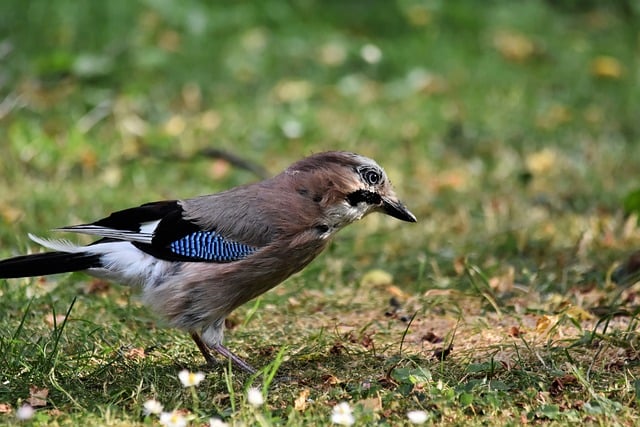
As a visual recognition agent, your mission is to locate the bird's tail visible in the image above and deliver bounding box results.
[0,251,102,279]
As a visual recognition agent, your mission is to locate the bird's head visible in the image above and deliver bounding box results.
[284,152,416,235]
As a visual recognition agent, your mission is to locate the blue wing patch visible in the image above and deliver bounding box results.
[169,231,257,262]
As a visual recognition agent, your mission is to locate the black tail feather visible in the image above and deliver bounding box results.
[0,252,102,279]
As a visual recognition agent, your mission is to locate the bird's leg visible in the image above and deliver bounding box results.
[190,332,258,374]
[210,342,258,375]
[190,332,218,367]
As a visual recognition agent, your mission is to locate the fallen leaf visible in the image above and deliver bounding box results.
[124,347,146,360]
[83,279,110,295]
[565,305,593,322]
[329,343,344,355]
[44,313,68,327]
[493,30,536,62]
[323,375,340,385]
[535,315,559,335]
[525,148,558,174]
[386,285,408,300]
[509,325,523,338]
[453,256,466,276]
[360,333,374,349]
[0,203,24,223]
[28,386,48,407]
[361,269,394,288]
[591,56,623,79]
[549,374,577,397]
[287,296,301,307]
[294,389,310,411]
[0,403,11,414]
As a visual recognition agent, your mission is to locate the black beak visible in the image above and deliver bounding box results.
[382,197,417,222]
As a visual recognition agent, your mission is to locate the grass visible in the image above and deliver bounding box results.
[1,0,640,425]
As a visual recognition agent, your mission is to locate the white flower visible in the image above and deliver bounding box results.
[281,119,304,139]
[407,410,429,424]
[16,404,35,421]
[143,399,164,416]
[360,43,382,64]
[178,369,205,387]
[331,402,355,426]
[159,411,188,427]
[209,417,229,427]
[247,387,264,407]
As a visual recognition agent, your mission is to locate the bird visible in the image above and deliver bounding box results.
[0,151,416,374]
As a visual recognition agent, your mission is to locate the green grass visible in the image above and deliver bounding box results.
[1,0,640,425]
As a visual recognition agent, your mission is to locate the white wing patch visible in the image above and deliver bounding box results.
[139,220,161,234]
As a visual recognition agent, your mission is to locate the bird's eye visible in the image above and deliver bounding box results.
[361,168,381,185]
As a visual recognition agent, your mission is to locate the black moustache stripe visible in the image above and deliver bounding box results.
[346,190,382,206]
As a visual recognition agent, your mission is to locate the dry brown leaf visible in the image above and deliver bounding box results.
[44,313,68,327]
[83,279,110,295]
[287,296,301,307]
[124,347,146,360]
[0,203,24,223]
[294,388,310,411]
[493,30,536,62]
[591,56,623,79]
[508,325,523,338]
[453,256,466,276]
[525,148,558,174]
[386,285,408,300]
[535,314,559,335]
[323,374,340,385]
[565,305,593,322]
[28,386,48,407]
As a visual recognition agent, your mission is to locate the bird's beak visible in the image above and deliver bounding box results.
[381,196,417,222]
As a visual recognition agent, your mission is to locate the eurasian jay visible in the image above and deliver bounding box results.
[0,151,416,373]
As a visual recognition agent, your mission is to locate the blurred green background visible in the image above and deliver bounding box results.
[1,0,639,279]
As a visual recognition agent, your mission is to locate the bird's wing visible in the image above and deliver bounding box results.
[58,200,261,263]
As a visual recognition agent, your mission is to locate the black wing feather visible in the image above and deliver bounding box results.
[92,200,181,231]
